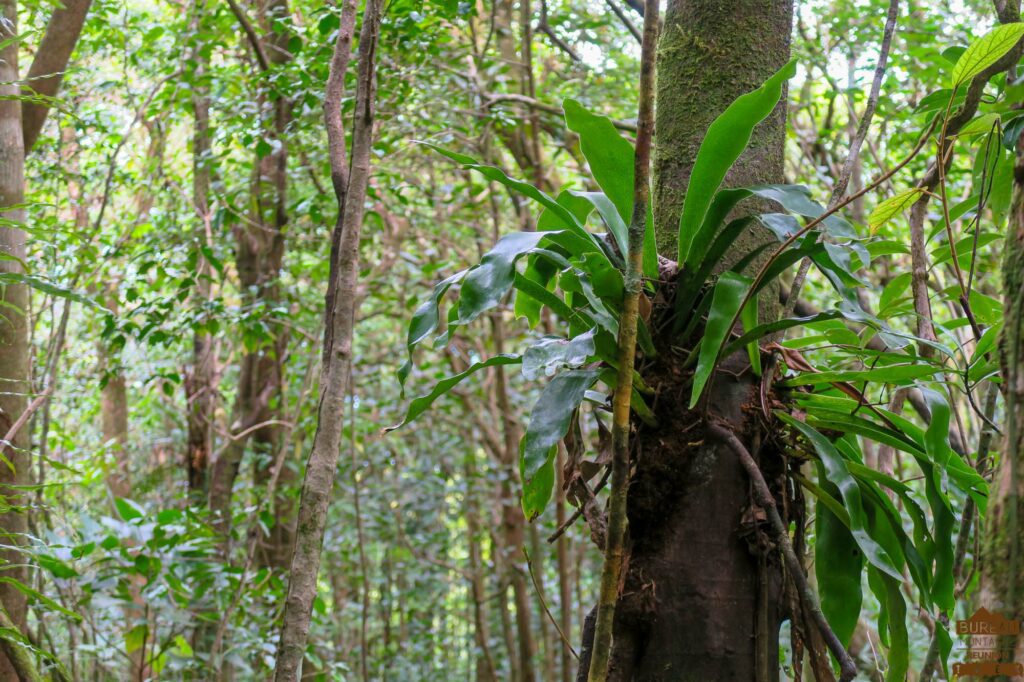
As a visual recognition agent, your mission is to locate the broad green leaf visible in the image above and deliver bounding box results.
[868,188,923,233]
[937,623,953,678]
[815,476,863,648]
[36,554,78,579]
[919,388,956,611]
[778,414,904,581]
[562,101,658,278]
[114,497,145,521]
[0,273,100,309]
[512,271,578,327]
[563,99,634,225]
[798,394,987,506]
[1004,113,1024,149]
[520,369,601,518]
[951,23,1024,87]
[780,363,941,386]
[386,355,521,431]
[882,574,909,682]
[675,217,753,327]
[0,577,81,623]
[723,310,842,357]
[957,112,1000,137]
[458,231,548,323]
[399,269,467,386]
[522,328,597,380]
[677,59,797,265]
[516,190,596,326]
[522,456,556,524]
[689,271,751,407]
[173,634,194,658]
[572,191,628,262]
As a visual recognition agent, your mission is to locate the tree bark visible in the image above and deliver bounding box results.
[0,5,30,679]
[982,122,1024,670]
[20,0,93,153]
[582,1,794,679]
[492,316,538,682]
[208,0,292,564]
[652,0,792,261]
[273,0,382,677]
[464,449,498,681]
[185,5,217,498]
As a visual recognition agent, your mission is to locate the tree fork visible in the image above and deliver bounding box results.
[586,0,658,678]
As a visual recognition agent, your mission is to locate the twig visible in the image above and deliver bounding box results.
[604,0,641,43]
[782,0,899,319]
[547,466,611,543]
[708,422,857,682]
[225,0,270,71]
[484,92,637,133]
[524,549,579,661]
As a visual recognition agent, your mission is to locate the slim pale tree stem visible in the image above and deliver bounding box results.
[782,0,898,319]
[586,0,658,678]
[273,0,382,678]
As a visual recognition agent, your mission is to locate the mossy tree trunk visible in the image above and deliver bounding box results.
[983,127,1024,670]
[591,1,794,679]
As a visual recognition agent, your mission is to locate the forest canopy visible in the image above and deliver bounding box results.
[0,0,1022,680]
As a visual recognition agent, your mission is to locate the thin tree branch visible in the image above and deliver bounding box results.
[524,549,579,661]
[225,0,271,72]
[708,422,857,682]
[273,0,383,676]
[485,92,637,132]
[782,0,899,318]
[604,0,641,44]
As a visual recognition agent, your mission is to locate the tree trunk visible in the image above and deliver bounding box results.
[186,6,217,498]
[982,125,1024,669]
[0,5,30,678]
[588,1,794,679]
[100,293,130,500]
[20,0,93,152]
[208,0,292,565]
[652,0,792,262]
[465,449,498,681]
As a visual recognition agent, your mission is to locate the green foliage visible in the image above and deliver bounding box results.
[689,271,751,407]
[5,0,1020,678]
[950,22,1024,87]
[520,369,600,518]
[676,59,797,266]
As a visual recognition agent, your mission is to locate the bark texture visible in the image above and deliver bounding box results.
[21,0,93,152]
[652,0,792,260]
[273,0,381,677]
[186,11,216,497]
[982,126,1024,670]
[0,5,30,678]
